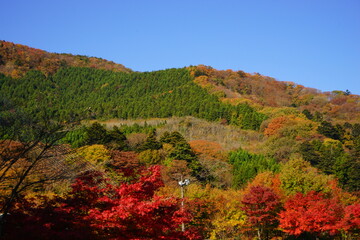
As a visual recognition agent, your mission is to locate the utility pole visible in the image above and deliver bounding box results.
[178,176,190,232]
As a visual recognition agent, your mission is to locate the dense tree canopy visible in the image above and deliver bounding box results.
[279,191,343,238]
[0,67,266,130]
[229,149,279,189]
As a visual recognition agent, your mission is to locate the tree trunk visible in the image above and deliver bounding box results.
[257,228,262,240]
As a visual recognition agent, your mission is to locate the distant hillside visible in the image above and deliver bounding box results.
[188,65,360,122]
[0,41,360,124]
[0,40,132,78]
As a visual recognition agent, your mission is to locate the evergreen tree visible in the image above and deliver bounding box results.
[107,126,128,150]
[299,141,321,166]
[229,149,280,189]
[302,109,313,120]
[317,121,342,140]
[138,130,161,152]
[160,131,185,145]
[84,122,108,145]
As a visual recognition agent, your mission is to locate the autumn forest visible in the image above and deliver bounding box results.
[0,40,359,240]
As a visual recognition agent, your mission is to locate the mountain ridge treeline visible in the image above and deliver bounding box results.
[0,40,131,78]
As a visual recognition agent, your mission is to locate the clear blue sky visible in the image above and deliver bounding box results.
[2,0,360,94]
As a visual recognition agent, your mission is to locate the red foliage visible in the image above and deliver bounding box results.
[66,166,201,239]
[340,203,360,232]
[3,195,96,240]
[279,191,344,237]
[3,166,201,240]
[185,197,215,236]
[241,185,282,237]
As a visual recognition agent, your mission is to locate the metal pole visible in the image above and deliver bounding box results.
[181,184,185,232]
[178,175,190,232]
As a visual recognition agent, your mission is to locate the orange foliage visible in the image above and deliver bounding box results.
[188,65,297,107]
[328,179,359,205]
[263,114,318,140]
[264,116,289,136]
[189,140,226,161]
[0,140,24,159]
[242,172,283,199]
[331,96,348,105]
[194,75,210,87]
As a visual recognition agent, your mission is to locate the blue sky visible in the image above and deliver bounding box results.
[2,0,360,94]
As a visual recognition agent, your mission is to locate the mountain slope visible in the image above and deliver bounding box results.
[0,40,131,78]
[0,66,266,130]
[1,40,359,123]
[188,65,360,123]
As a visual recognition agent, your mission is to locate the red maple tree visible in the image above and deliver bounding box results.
[4,166,201,240]
[339,203,360,234]
[279,191,343,238]
[241,185,282,240]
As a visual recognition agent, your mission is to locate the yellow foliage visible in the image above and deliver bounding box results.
[76,144,110,165]
[221,97,261,109]
[100,83,109,88]
[24,191,59,206]
[208,188,246,240]
[259,107,300,119]
[162,143,174,154]
[280,158,334,196]
[10,69,22,78]
[194,75,209,86]
[158,183,248,239]
[138,149,163,165]
[323,138,341,146]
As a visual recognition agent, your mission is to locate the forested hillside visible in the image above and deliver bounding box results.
[0,66,266,130]
[1,41,359,240]
[189,65,360,122]
[0,40,131,78]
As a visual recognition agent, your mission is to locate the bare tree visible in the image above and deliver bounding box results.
[0,112,84,236]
